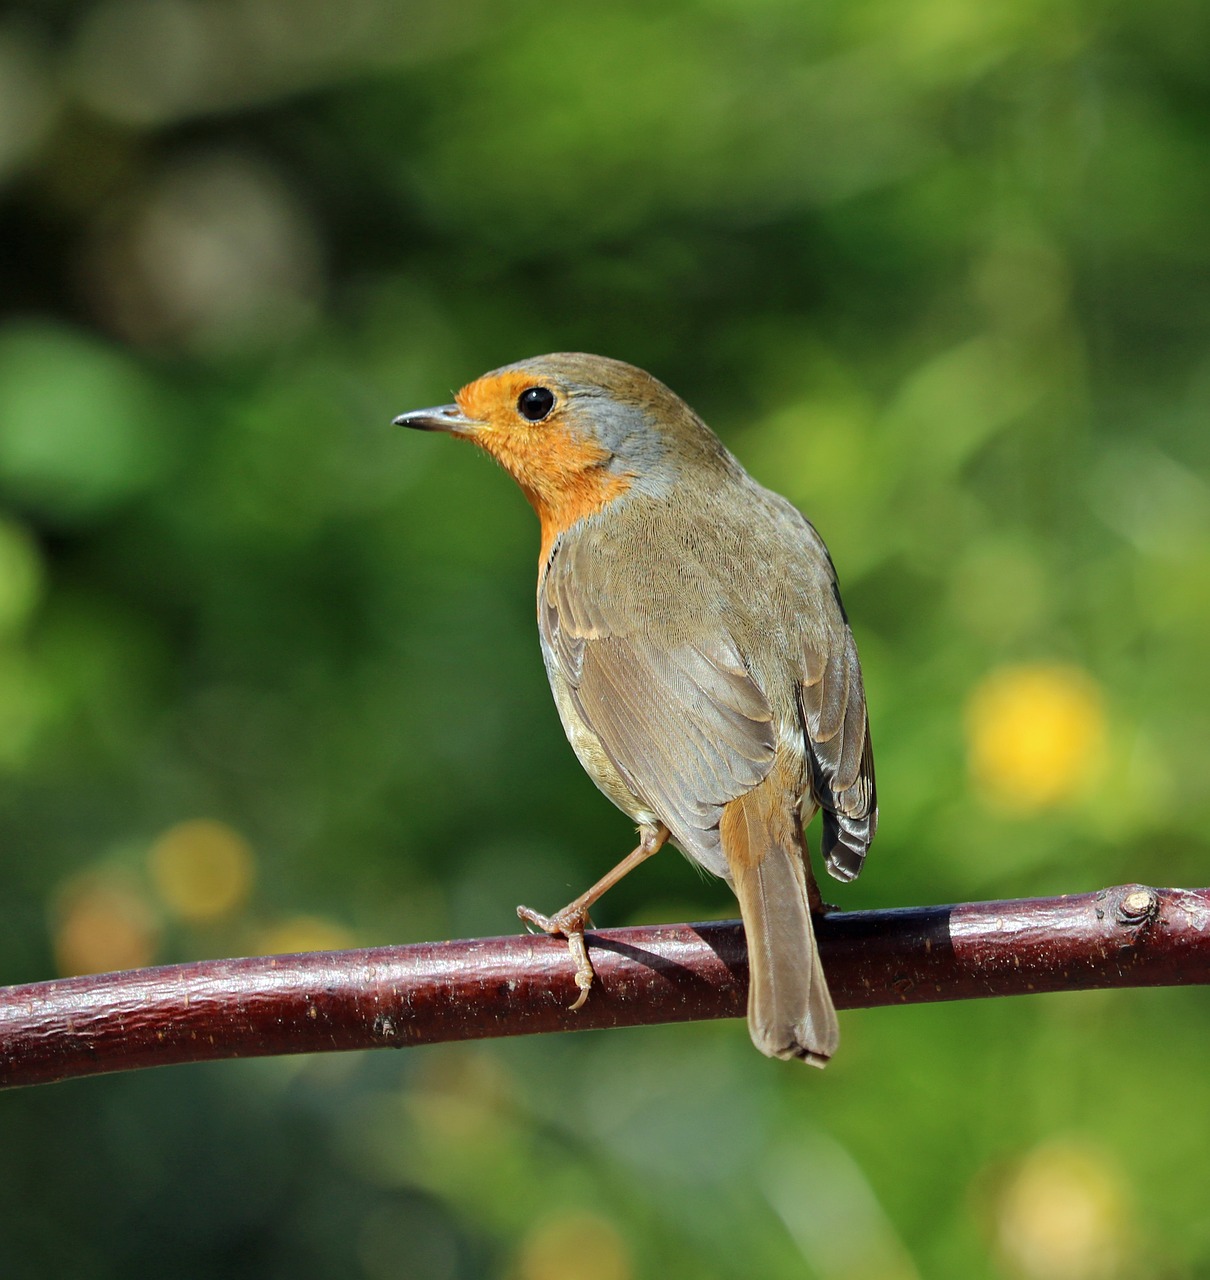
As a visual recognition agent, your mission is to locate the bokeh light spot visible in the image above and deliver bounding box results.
[53,878,159,976]
[148,818,255,922]
[512,1211,631,1280]
[0,323,169,519]
[997,1141,1131,1279]
[83,150,323,353]
[966,664,1107,811]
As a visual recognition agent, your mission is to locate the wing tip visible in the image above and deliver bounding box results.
[821,807,878,882]
[751,1020,838,1067]
[766,1030,835,1067]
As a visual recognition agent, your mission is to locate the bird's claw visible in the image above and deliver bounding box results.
[517,903,597,1010]
[566,932,595,1011]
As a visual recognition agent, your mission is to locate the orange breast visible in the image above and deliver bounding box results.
[532,462,632,567]
[455,372,633,567]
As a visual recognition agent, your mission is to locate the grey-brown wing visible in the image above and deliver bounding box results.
[542,498,876,882]
[798,592,877,882]
[541,551,776,868]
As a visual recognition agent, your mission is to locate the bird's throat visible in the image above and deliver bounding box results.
[532,464,632,568]
[461,415,633,567]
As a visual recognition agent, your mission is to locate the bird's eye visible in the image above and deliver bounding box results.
[517,386,555,422]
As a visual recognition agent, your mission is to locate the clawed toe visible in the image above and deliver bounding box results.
[517,903,597,1009]
[516,903,592,937]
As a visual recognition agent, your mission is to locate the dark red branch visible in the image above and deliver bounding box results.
[1,883,1206,1089]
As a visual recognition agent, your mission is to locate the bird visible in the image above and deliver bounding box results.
[395,353,876,1064]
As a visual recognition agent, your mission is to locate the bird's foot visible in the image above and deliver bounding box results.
[516,903,596,1011]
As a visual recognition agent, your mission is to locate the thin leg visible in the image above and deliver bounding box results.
[518,823,668,1010]
[800,815,838,914]
[806,865,838,915]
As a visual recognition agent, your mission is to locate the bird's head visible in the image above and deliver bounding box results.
[395,353,734,552]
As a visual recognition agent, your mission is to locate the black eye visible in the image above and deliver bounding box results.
[517,386,555,422]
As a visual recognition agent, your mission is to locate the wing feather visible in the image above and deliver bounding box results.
[800,628,877,881]
[573,635,776,844]
[541,540,777,864]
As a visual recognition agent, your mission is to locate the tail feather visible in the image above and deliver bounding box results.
[721,776,839,1065]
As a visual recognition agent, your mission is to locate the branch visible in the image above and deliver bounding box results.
[2,883,1206,1090]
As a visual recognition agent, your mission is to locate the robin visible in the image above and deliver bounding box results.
[395,354,876,1064]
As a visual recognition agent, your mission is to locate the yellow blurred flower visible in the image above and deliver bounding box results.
[997,1141,1131,1279]
[148,818,254,922]
[966,664,1107,811]
[512,1211,631,1280]
[53,876,158,976]
[256,914,354,956]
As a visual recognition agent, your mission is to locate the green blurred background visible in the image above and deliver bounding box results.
[1,1,1209,1276]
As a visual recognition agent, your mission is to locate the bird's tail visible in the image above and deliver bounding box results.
[721,774,838,1066]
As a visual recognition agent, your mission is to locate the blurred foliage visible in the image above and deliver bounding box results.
[1,0,1209,1276]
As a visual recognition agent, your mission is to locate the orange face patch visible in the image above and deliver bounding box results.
[456,370,632,562]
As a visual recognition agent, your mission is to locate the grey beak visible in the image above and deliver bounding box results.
[392,403,480,435]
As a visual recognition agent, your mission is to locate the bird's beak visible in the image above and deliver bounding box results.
[392,403,481,436]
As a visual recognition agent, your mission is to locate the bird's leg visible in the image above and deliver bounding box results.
[806,869,839,915]
[517,823,669,1010]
